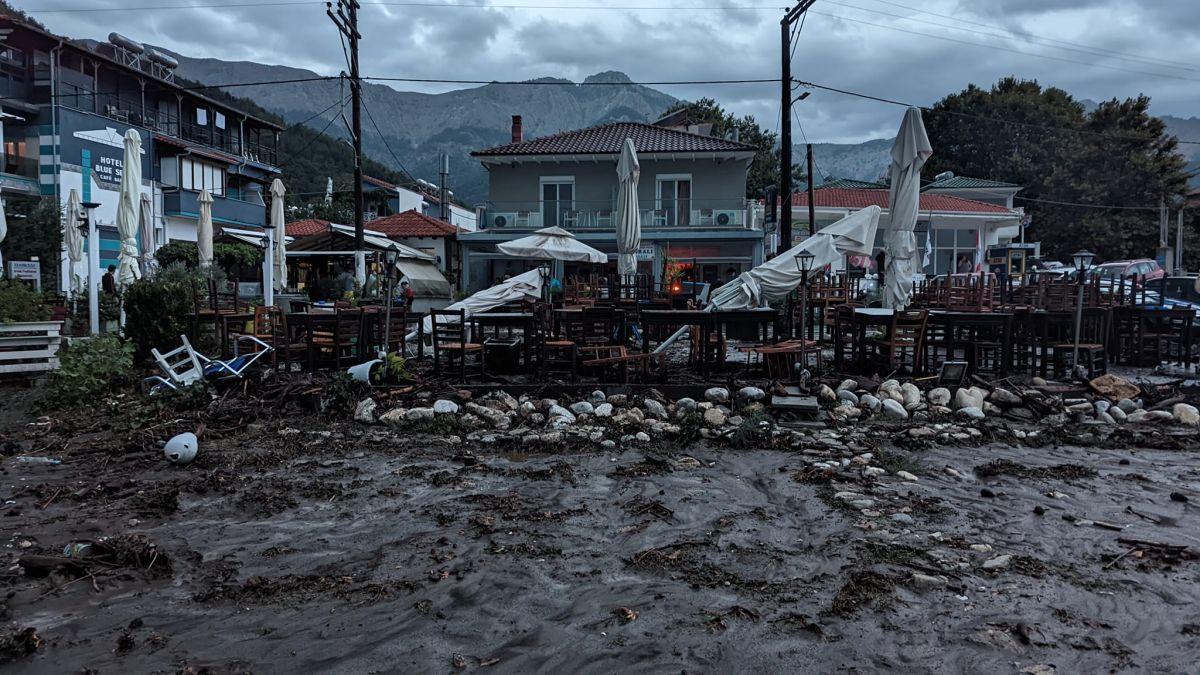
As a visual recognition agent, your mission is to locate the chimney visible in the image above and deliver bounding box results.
[511,115,523,144]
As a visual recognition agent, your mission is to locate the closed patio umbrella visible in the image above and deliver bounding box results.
[64,189,84,293]
[0,187,6,271]
[197,189,214,268]
[615,138,641,280]
[882,108,933,309]
[496,226,607,263]
[115,129,142,286]
[138,193,155,272]
[271,178,287,293]
[414,268,545,340]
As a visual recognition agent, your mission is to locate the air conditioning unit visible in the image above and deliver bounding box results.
[492,212,516,228]
[715,210,741,227]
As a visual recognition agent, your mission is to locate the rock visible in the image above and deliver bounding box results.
[354,398,378,424]
[956,406,985,420]
[983,402,1003,416]
[1094,399,1111,414]
[705,387,730,403]
[1173,403,1200,426]
[910,573,945,589]
[406,407,435,422]
[738,386,767,402]
[600,440,617,450]
[928,388,951,406]
[703,408,728,427]
[590,390,607,404]
[891,513,915,525]
[849,498,875,509]
[432,400,459,415]
[832,404,861,420]
[881,399,909,420]
[859,394,882,412]
[987,388,1022,407]
[1066,402,1094,415]
[727,415,744,427]
[953,387,985,410]
[548,405,577,423]
[908,426,936,439]
[1031,376,1048,386]
[675,397,697,414]
[539,432,564,445]
[1097,411,1116,425]
[1147,410,1174,423]
[467,402,511,428]
[643,399,668,419]
[837,389,860,406]
[1088,373,1140,402]
[519,401,537,417]
[488,391,519,411]
[863,466,886,477]
[607,394,629,407]
[896,470,919,481]
[969,544,993,553]
[1117,398,1139,414]
[528,413,545,426]
[1109,406,1127,423]
[837,378,858,392]
[817,384,837,404]
[594,403,614,418]
[982,554,1012,571]
[634,431,651,443]
[900,383,922,409]
[569,401,595,416]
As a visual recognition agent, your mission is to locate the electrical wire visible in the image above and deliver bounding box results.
[277,94,347,163]
[359,93,422,190]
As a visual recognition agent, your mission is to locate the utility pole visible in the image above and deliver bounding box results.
[779,0,816,254]
[806,143,816,237]
[328,0,365,286]
[440,153,450,222]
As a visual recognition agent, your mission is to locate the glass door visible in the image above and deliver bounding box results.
[657,177,692,227]
[541,180,573,229]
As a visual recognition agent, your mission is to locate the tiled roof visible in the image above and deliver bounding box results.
[817,178,887,189]
[923,175,1019,190]
[791,188,1015,214]
[473,122,756,157]
[364,175,397,190]
[368,210,459,237]
[285,218,331,237]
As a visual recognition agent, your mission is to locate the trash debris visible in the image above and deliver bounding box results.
[163,432,198,465]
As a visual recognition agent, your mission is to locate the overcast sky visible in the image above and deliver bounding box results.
[20,0,1200,143]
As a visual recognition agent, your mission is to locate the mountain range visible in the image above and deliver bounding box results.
[165,50,1199,202]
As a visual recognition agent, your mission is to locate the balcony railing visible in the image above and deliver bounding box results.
[481,198,761,232]
[1,154,38,181]
[163,188,266,228]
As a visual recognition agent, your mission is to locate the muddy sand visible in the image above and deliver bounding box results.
[2,386,1199,673]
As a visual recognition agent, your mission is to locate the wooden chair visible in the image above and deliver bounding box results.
[1053,307,1110,377]
[832,304,858,371]
[874,309,927,374]
[536,306,577,382]
[309,308,362,370]
[431,309,484,380]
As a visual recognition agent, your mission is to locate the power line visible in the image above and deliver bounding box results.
[359,94,421,190]
[277,95,347,163]
[20,1,787,12]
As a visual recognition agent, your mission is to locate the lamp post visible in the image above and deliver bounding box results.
[382,248,398,359]
[537,263,551,304]
[80,200,101,335]
[794,250,815,345]
[1070,249,1095,377]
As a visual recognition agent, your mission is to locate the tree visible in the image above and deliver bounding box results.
[1,196,62,291]
[923,78,1191,261]
[660,98,780,200]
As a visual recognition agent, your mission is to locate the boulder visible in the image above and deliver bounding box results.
[467,402,511,428]
[705,387,730,404]
[643,399,668,419]
[539,432,564,445]
[703,407,728,427]
[953,387,985,410]
[432,400,459,415]
[982,554,1012,571]
[607,394,629,407]
[590,390,607,404]
[956,406,985,420]
[881,399,909,420]
[832,404,861,420]
[900,383,922,409]
[634,431,651,443]
[896,470,919,481]
[519,401,537,417]
[354,398,378,424]
[1088,373,1140,402]
[1094,399,1111,414]
[1066,402,1094,415]
[1097,411,1116,425]
[675,397,698,414]
[1108,406,1127,423]
[987,388,1022,407]
[928,388,952,406]
[837,378,858,392]
[406,407,435,422]
[837,389,860,406]
[1117,398,1139,414]
[859,394,882,413]
[817,385,837,404]
[738,386,767,402]
[594,403,614,418]
[983,402,1003,416]
[547,405,577,423]
[1173,403,1200,426]
[488,391,519,411]
[569,401,595,416]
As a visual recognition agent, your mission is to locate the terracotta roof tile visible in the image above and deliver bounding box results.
[368,210,459,237]
[791,188,1015,214]
[473,122,755,157]
[285,218,330,237]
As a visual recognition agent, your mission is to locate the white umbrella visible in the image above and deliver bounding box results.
[197,189,214,268]
[138,193,155,272]
[709,206,882,310]
[882,108,933,309]
[271,179,287,292]
[324,177,333,205]
[496,226,607,263]
[615,138,641,279]
[115,129,142,286]
[0,186,6,271]
[413,268,545,339]
[64,189,84,293]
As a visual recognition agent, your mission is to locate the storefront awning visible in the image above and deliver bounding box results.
[396,259,451,299]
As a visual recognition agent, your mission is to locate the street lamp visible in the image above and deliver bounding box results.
[381,247,399,358]
[537,263,551,303]
[794,250,815,344]
[80,201,101,335]
[1070,249,1095,378]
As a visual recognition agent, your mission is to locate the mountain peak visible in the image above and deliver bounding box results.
[583,71,634,85]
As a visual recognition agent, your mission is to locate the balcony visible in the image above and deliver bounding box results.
[163,189,266,228]
[481,198,761,232]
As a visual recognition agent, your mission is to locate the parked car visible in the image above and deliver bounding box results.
[1090,259,1165,282]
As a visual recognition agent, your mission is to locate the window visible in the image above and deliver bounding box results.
[656,174,692,227]
[929,227,982,275]
[196,108,208,126]
[215,112,226,130]
[180,157,225,197]
[540,177,574,229]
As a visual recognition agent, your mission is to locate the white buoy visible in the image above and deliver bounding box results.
[164,432,198,465]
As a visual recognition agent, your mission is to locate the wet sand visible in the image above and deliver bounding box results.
[2,392,1200,672]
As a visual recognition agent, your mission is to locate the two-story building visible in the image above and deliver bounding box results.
[0,17,281,292]
[460,117,762,292]
[363,174,478,232]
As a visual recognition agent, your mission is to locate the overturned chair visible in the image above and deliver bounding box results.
[144,334,273,394]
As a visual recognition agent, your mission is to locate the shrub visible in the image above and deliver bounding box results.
[0,279,51,323]
[48,334,134,406]
[154,241,199,269]
[213,242,262,279]
[123,263,207,360]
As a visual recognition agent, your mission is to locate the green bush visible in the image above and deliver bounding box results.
[48,334,134,406]
[153,240,262,279]
[123,263,207,360]
[0,278,51,323]
[154,241,199,269]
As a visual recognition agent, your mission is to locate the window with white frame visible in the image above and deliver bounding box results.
[656,174,692,227]
[540,176,574,229]
[180,157,226,197]
[931,227,980,275]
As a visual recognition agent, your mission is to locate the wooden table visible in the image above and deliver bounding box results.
[844,308,1015,376]
[472,312,536,369]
